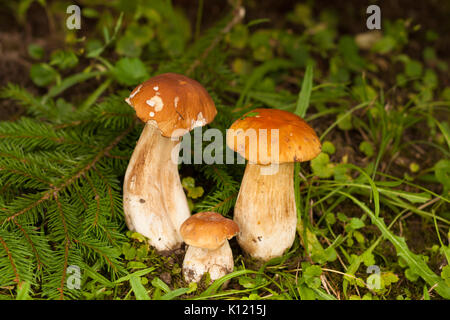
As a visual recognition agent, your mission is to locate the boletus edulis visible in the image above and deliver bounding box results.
[226,108,321,261]
[180,212,239,283]
[123,73,217,252]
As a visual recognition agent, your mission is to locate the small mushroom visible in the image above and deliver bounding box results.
[180,212,239,283]
[123,73,217,252]
[226,108,321,261]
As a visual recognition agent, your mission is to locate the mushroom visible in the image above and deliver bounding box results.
[180,212,239,283]
[123,73,217,252]
[226,108,321,261]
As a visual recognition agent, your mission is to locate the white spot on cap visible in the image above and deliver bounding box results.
[130,85,142,99]
[126,85,142,107]
[174,96,179,108]
[146,96,164,112]
[153,86,159,91]
[191,112,207,129]
[149,112,155,117]
[125,97,133,107]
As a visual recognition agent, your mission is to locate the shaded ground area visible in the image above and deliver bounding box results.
[1,0,449,120]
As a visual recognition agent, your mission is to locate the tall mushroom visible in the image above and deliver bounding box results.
[180,212,239,283]
[123,73,217,252]
[226,108,321,261]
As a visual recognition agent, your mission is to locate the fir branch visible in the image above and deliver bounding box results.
[0,83,50,118]
[54,193,70,300]
[11,220,43,272]
[93,167,117,220]
[0,115,134,298]
[74,238,123,275]
[196,165,241,215]
[2,123,134,224]
[84,174,101,227]
[196,189,238,216]
[0,236,20,284]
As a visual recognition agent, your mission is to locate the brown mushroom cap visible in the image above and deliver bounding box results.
[180,212,240,250]
[125,73,217,138]
[226,108,321,164]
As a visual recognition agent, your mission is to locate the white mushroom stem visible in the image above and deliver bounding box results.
[123,122,190,251]
[182,241,234,283]
[233,162,296,261]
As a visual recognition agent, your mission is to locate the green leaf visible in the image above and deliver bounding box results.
[182,177,204,199]
[130,275,150,300]
[160,287,191,300]
[434,159,450,191]
[27,44,44,60]
[199,270,258,298]
[30,63,58,87]
[130,232,147,242]
[83,266,115,288]
[336,112,353,130]
[321,141,335,155]
[405,268,420,282]
[423,285,431,300]
[372,36,397,54]
[441,265,450,286]
[404,60,423,78]
[188,186,204,199]
[151,277,170,293]
[378,188,432,204]
[114,267,156,284]
[311,153,334,178]
[182,177,195,189]
[359,141,374,157]
[311,288,337,300]
[126,24,154,46]
[16,281,32,300]
[382,272,399,287]
[349,217,365,230]
[50,50,79,70]
[304,265,322,277]
[303,265,322,289]
[127,261,148,269]
[298,283,316,300]
[362,251,375,267]
[225,24,248,49]
[45,71,102,100]
[112,58,150,86]
[115,35,142,57]
[333,164,352,182]
[295,63,313,117]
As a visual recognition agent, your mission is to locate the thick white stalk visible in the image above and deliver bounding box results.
[123,122,190,251]
[233,162,296,261]
[183,241,234,283]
